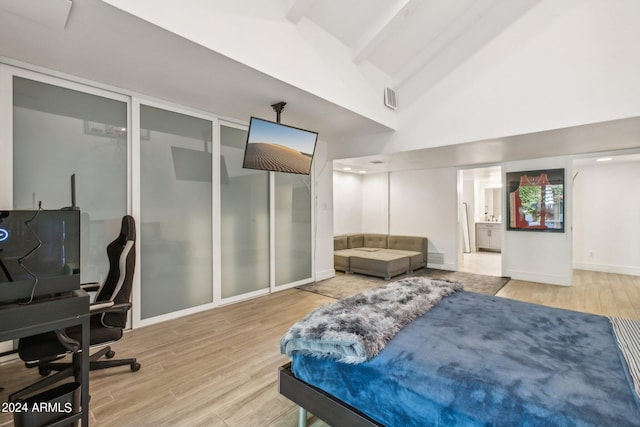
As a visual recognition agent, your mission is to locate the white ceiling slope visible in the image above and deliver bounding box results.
[285,0,540,107]
[0,0,390,139]
[1,0,638,173]
[0,0,541,140]
[0,0,72,30]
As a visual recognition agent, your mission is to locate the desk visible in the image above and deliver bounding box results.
[0,290,90,426]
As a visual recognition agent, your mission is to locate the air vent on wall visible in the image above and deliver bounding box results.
[428,252,445,265]
[384,87,397,110]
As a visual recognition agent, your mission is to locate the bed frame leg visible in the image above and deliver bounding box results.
[298,406,308,427]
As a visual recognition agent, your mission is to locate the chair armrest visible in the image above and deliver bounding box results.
[54,329,80,352]
[89,301,132,315]
[81,282,101,292]
[90,301,114,313]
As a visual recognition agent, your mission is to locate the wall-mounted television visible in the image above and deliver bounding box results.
[0,210,80,303]
[242,117,318,175]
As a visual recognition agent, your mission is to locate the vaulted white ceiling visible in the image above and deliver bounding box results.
[285,0,539,106]
[0,0,391,139]
[0,0,538,138]
[0,0,638,173]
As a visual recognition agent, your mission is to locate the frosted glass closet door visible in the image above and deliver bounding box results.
[12,76,127,284]
[140,105,213,319]
[274,173,312,286]
[219,124,270,299]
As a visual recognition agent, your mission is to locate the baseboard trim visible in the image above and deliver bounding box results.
[573,263,640,276]
[504,269,572,286]
[427,262,456,271]
[315,269,336,282]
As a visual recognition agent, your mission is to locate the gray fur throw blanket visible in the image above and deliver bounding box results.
[281,277,463,364]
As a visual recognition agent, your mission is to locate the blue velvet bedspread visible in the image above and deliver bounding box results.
[291,292,640,426]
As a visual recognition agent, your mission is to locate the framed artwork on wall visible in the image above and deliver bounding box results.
[506,168,565,232]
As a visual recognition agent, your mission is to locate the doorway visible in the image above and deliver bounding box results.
[459,166,503,276]
[572,152,640,276]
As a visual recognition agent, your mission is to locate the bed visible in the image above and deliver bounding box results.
[279,278,640,427]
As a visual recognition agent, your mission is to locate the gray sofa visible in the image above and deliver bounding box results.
[334,233,428,280]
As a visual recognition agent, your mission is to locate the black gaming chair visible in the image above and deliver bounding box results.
[10,215,140,400]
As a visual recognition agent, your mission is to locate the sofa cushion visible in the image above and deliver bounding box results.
[347,234,364,249]
[363,234,388,249]
[383,249,424,270]
[334,250,351,272]
[388,235,428,262]
[334,235,348,251]
[334,249,371,272]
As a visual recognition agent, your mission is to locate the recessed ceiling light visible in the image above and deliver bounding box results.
[343,167,351,171]
[596,157,613,162]
[358,170,366,174]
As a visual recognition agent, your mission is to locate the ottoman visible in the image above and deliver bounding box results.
[349,252,411,280]
[334,249,370,272]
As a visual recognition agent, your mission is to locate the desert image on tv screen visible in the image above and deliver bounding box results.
[243,117,318,174]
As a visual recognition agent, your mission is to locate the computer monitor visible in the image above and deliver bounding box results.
[0,210,80,304]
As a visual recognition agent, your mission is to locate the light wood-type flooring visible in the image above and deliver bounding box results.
[1,269,638,426]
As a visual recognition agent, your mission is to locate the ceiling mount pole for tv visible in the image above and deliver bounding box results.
[271,102,286,123]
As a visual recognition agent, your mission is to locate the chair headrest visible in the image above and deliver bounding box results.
[121,215,136,242]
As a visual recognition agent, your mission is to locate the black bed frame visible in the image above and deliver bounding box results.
[278,362,384,427]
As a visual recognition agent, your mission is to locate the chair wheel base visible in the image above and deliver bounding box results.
[130,362,141,372]
[105,350,115,359]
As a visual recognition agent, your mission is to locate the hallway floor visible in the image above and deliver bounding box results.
[460,251,502,276]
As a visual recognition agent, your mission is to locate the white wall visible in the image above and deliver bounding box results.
[389,168,458,270]
[332,171,389,237]
[362,173,389,234]
[333,154,640,285]
[573,159,640,276]
[397,0,640,150]
[312,141,336,281]
[334,0,640,161]
[333,167,458,270]
[325,0,640,284]
[502,156,573,285]
[332,171,363,235]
